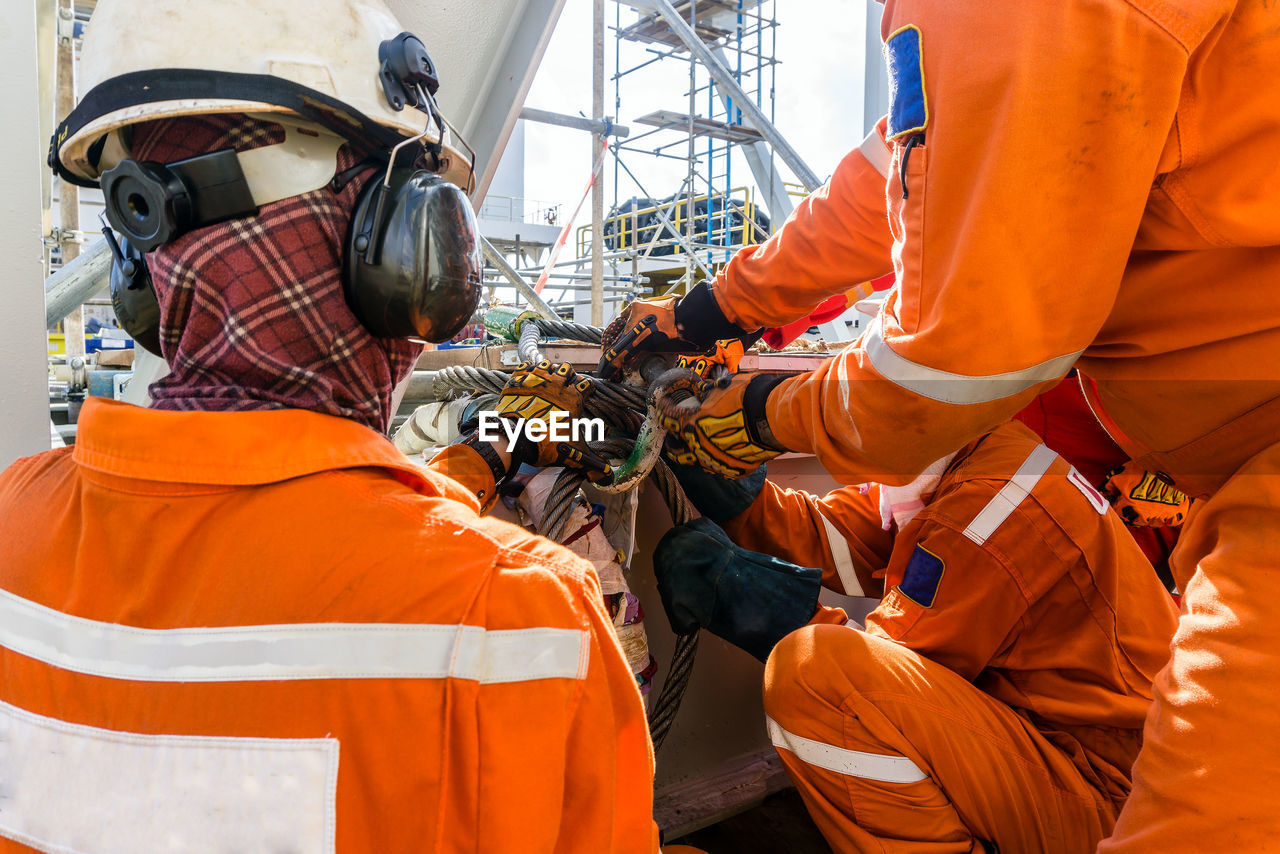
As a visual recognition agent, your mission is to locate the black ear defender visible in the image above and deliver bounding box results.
[100,149,258,252]
[342,164,482,343]
[101,217,163,356]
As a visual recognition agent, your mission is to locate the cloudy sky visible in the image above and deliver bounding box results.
[517,0,874,223]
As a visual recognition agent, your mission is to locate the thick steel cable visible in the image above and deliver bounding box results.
[536,317,604,345]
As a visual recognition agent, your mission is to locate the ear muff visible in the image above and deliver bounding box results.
[103,227,163,357]
[100,150,257,252]
[342,168,482,343]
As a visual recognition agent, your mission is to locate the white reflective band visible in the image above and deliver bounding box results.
[858,129,892,179]
[0,698,338,854]
[0,588,589,684]
[819,511,865,597]
[864,315,1082,405]
[962,444,1059,546]
[767,716,927,784]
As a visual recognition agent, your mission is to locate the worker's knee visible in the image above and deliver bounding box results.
[764,624,893,725]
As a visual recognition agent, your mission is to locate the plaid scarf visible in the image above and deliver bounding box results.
[132,115,422,432]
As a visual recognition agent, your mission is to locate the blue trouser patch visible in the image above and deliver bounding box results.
[897,543,944,607]
[884,24,928,140]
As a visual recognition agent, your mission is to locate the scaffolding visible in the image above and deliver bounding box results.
[494,0,802,322]
[604,0,783,292]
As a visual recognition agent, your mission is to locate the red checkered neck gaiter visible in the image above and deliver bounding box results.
[131,115,422,433]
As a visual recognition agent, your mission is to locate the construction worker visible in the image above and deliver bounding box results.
[655,419,1179,851]
[602,0,1280,845]
[0,2,663,851]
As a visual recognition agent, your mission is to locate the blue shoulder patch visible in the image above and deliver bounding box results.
[897,544,944,608]
[884,25,928,141]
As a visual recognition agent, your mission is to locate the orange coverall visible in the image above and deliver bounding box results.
[0,398,659,853]
[728,422,1178,851]
[705,1,1280,845]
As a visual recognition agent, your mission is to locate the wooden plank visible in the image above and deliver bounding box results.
[654,747,794,839]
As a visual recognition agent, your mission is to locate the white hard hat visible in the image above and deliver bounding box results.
[51,0,473,191]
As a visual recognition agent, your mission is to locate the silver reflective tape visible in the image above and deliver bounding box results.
[0,588,588,684]
[0,698,337,854]
[767,716,927,784]
[818,510,865,597]
[858,129,892,179]
[864,315,1081,405]
[962,444,1058,546]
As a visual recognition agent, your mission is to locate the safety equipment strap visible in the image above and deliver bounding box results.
[51,69,412,187]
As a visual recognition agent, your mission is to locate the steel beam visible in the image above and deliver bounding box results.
[0,0,55,465]
[480,236,561,321]
[709,47,794,223]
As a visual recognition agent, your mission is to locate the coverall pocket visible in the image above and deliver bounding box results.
[889,137,927,332]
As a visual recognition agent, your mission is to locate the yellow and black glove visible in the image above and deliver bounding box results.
[495,360,614,481]
[597,281,761,381]
[656,371,788,479]
[1102,467,1191,527]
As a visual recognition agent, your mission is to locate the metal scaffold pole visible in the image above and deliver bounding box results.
[591,0,606,325]
[55,0,84,360]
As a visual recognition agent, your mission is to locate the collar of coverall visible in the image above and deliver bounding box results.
[70,398,479,509]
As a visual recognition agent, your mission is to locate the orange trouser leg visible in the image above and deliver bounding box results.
[763,626,1116,853]
[1101,443,1280,851]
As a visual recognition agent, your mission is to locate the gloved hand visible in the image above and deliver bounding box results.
[656,371,788,479]
[1102,467,1191,527]
[494,360,614,481]
[597,280,760,380]
[654,517,822,662]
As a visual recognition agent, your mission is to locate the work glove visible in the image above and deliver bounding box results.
[492,360,614,481]
[656,371,788,479]
[597,280,761,381]
[654,517,822,662]
[1102,466,1191,527]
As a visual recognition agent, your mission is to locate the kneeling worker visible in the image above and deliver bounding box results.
[656,419,1178,852]
[0,2,663,851]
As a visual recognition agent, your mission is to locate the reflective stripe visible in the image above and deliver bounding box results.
[962,444,1059,546]
[818,510,865,597]
[767,716,927,784]
[0,588,589,684]
[0,698,338,854]
[858,128,892,179]
[864,315,1081,405]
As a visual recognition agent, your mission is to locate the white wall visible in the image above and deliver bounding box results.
[0,1,57,467]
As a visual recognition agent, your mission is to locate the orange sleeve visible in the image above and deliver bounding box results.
[711,127,894,331]
[763,0,1190,485]
[555,568,661,853]
[723,482,891,599]
[865,519,1032,680]
[423,443,499,512]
